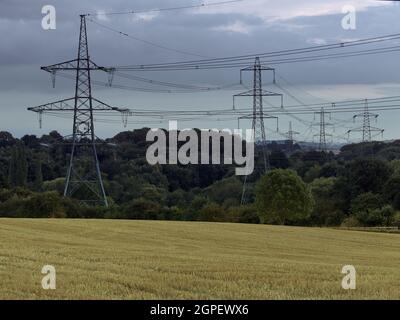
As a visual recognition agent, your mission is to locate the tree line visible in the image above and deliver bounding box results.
[0,129,399,228]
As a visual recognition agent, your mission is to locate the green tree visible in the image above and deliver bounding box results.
[350,192,386,226]
[8,145,28,188]
[382,176,400,210]
[389,159,400,177]
[255,169,314,225]
[33,159,43,191]
[8,147,18,187]
[303,165,321,183]
[335,159,392,212]
[343,159,392,196]
[310,177,344,226]
[204,177,242,204]
[269,151,289,169]
[17,145,28,187]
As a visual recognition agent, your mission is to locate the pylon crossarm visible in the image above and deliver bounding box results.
[234,89,282,97]
[241,65,275,72]
[313,133,333,137]
[28,98,127,113]
[233,90,283,109]
[347,128,363,133]
[41,59,77,72]
[240,66,275,82]
[27,98,76,112]
[239,114,278,120]
[41,59,113,73]
[370,127,385,132]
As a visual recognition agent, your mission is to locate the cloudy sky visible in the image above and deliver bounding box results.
[1,0,400,142]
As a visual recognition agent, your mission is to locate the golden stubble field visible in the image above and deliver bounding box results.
[0,218,399,299]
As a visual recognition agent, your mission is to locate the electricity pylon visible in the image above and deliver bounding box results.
[285,121,299,151]
[313,107,332,152]
[233,57,283,205]
[28,15,127,206]
[347,99,384,142]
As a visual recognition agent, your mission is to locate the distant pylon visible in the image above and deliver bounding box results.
[285,121,299,151]
[233,57,283,205]
[28,15,127,206]
[313,107,332,152]
[347,99,384,142]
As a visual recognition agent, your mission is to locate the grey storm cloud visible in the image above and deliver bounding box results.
[0,1,398,80]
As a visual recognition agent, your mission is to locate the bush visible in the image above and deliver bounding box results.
[161,206,184,221]
[227,205,260,224]
[103,204,123,219]
[42,178,65,194]
[0,196,24,217]
[198,203,226,222]
[78,206,108,219]
[341,216,360,228]
[392,212,400,228]
[356,210,384,227]
[20,191,66,218]
[392,193,400,211]
[222,198,240,210]
[60,197,82,218]
[371,205,395,226]
[0,187,33,202]
[122,198,162,220]
[351,193,386,226]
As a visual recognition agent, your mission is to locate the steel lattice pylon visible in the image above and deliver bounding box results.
[319,108,327,151]
[347,99,384,142]
[285,121,299,152]
[28,15,127,206]
[234,57,283,205]
[252,57,268,170]
[65,15,107,206]
[313,107,332,152]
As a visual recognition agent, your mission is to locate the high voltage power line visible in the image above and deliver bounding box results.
[40,97,400,119]
[88,18,211,59]
[64,11,400,129]
[85,0,244,17]
[110,33,400,71]
[86,10,400,69]
[111,46,400,71]
[36,15,400,129]
[55,71,244,93]
[86,0,244,58]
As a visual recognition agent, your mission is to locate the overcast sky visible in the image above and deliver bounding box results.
[1,0,400,142]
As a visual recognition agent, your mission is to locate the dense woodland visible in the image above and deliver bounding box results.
[1,129,400,228]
